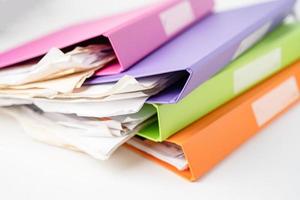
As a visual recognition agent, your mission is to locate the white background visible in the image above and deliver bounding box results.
[0,0,300,200]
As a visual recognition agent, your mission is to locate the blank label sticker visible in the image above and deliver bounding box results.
[159,0,195,36]
[233,22,272,60]
[252,77,300,127]
[234,48,282,94]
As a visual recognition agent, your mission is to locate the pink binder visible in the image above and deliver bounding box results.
[0,0,213,75]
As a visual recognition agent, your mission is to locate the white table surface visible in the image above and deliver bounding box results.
[0,1,300,200]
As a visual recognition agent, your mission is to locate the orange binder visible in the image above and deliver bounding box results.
[127,60,300,181]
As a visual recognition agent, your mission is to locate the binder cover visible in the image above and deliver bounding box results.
[0,0,213,74]
[88,0,295,104]
[138,23,300,141]
[128,60,300,181]
[123,22,300,142]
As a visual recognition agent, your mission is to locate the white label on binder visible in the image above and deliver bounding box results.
[232,22,272,60]
[252,77,300,127]
[159,0,195,36]
[234,48,282,94]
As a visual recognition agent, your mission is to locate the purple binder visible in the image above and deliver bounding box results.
[86,0,295,104]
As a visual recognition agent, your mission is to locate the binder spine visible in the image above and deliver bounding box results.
[152,25,300,142]
[106,0,213,69]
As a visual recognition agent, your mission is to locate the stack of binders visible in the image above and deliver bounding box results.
[0,0,299,181]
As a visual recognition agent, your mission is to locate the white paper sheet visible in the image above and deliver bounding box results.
[0,45,115,86]
[33,96,148,117]
[127,137,188,171]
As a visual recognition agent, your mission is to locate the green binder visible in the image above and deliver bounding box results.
[138,23,300,142]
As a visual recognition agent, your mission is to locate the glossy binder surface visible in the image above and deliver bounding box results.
[0,0,213,74]
[140,23,300,142]
[88,0,295,104]
[128,60,300,181]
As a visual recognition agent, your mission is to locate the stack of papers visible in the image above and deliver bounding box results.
[0,44,183,159]
[0,105,157,159]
